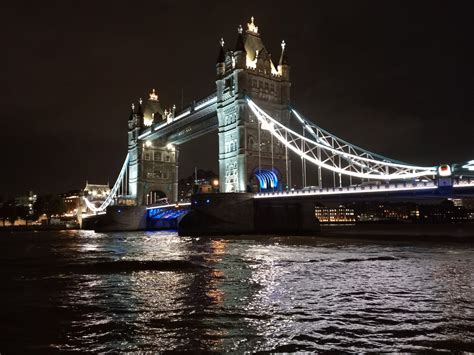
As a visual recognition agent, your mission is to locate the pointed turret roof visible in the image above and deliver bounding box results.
[234,25,245,52]
[244,16,264,59]
[258,47,270,61]
[129,103,135,121]
[216,38,225,63]
[136,98,143,116]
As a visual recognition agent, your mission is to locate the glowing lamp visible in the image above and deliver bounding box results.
[438,164,452,177]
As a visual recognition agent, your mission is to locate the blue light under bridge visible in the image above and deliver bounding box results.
[255,169,279,190]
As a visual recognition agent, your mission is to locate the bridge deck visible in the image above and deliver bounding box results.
[139,93,217,144]
[254,180,474,199]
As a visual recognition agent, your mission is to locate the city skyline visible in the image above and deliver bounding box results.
[2,1,473,197]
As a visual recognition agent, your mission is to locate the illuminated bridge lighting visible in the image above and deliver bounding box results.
[194,96,217,111]
[255,169,278,190]
[148,207,189,220]
[146,202,191,210]
[247,97,439,181]
[462,160,474,171]
[255,182,438,199]
[254,179,474,199]
[137,96,218,140]
[87,95,473,216]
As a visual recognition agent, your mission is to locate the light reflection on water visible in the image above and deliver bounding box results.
[0,230,473,352]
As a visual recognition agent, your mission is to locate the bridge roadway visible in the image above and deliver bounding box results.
[142,179,474,211]
[95,180,474,233]
[254,179,474,202]
[138,93,217,144]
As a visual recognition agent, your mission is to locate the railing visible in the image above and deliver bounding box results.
[453,178,474,187]
[254,181,439,199]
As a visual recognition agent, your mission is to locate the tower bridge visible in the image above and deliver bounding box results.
[119,16,292,206]
[83,17,474,232]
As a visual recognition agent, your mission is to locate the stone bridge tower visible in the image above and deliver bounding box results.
[128,92,179,205]
[216,17,291,192]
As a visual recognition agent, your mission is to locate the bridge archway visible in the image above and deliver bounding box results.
[147,189,167,205]
[249,168,281,192]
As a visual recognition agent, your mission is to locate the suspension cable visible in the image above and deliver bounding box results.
[247,98,437,180]
[83,153,130,213]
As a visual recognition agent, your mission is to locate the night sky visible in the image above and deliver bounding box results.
[2,1,473,198]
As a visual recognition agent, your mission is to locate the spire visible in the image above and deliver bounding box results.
[136,98,143,116]
[216,37,225,63]
[234,25,245,52]
[279,40,289,65]
[129,103,135,120]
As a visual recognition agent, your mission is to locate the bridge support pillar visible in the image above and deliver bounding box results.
[135,140,179,205]
[178,193,320,236]
[216,18,291,193]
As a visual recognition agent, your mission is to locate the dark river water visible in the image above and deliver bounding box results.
[0,230,473,353]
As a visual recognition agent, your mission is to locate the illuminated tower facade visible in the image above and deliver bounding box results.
[127,103,140,200]
[216,17,291,192]
[128,92,179,204]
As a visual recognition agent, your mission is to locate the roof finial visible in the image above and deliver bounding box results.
[237,24,243,34]
[247,16,258,34]
[149,89,158,101]
[279,40,289,66]
[220,37,225,47]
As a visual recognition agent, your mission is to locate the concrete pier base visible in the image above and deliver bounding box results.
[178,193,320,236]
[95,206,147,232]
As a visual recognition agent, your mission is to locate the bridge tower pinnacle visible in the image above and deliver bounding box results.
[216,17,291,192]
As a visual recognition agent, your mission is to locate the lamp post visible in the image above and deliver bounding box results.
[212,179,219,193]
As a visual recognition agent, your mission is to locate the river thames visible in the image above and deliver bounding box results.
[0,230,473,352]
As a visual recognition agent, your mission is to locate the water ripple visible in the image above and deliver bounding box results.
[0,230,472,352]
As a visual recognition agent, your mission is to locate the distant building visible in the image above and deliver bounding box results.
[14,191,37,215]
[350,200,474,223]
[83,181,111,212]
[449,198,464,207]
[83,181,111,198]
[60,190,82,216]
[315,205,355,223]
[178,170,219,202]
